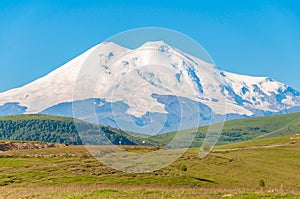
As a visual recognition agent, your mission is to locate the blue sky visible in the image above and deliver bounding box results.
[0,0,300,92]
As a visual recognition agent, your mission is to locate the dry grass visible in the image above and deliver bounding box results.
[1,185,299,199]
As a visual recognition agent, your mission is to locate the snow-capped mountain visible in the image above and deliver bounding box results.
[0,41,299,134]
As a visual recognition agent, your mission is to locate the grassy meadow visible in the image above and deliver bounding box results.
[0,134,299,198]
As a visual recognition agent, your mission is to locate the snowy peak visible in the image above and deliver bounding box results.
[0,42,131,113]
[139,40,168,48]
[222,71,300,112]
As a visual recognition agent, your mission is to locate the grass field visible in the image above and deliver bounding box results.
[0,134,299,198]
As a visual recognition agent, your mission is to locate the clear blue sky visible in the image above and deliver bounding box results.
[0,0,300,92]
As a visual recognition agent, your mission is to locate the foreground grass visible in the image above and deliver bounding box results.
[0,136,299,198]
[1,185,299,199]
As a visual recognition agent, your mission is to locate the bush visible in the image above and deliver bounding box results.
[259,179,265,187]
[179,164,187,172]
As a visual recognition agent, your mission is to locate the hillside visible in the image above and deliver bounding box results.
[0,114,145,146]
[149,112,300,147]
[1,113,300,148]
[0,135,299,198]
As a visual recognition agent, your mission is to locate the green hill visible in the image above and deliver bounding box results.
[148,112,300,147]
[0,114,147,146]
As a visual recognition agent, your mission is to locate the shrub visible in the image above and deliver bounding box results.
[259,179,265,187]
[179,164,187,172]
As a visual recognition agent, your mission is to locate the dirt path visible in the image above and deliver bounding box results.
[213,143,289,152]
[255,128,284,139]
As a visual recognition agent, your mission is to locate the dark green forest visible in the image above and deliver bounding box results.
[0,114,137,145]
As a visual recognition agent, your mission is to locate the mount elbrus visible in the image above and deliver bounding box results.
[0,41,299,134]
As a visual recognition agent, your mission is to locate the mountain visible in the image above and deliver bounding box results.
[0,41,299,134]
